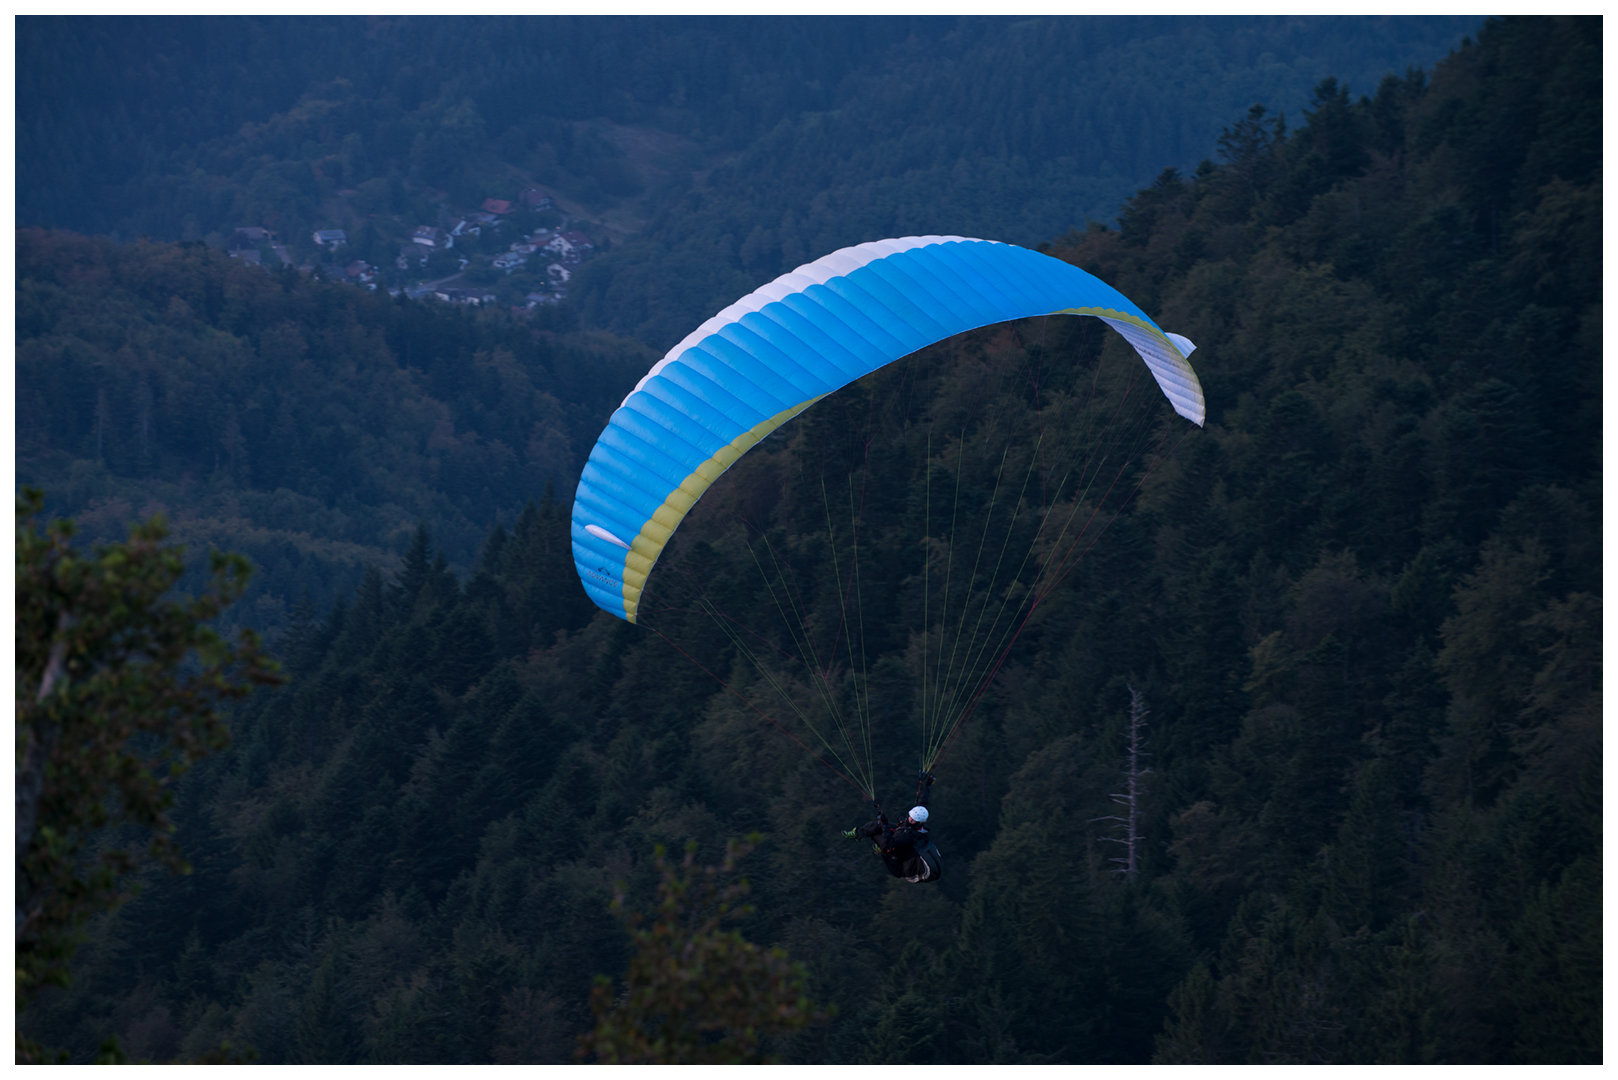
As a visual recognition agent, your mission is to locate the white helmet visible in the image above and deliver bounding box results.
[908,806,929,824]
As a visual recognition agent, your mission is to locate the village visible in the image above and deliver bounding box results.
[224,186,598,316]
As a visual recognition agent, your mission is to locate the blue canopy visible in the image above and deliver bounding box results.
[571,235,1203,622]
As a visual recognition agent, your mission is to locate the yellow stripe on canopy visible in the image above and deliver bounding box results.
[623,395,827,622]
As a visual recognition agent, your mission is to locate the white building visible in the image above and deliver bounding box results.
[411,226,452,249]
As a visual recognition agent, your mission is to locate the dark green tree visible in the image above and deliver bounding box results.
[579,839,827,1064]
[14,488,280,1061]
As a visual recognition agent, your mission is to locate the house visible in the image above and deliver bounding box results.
[492,251,528,272]
[449,218,481,238]
[432,288,497,306]
[345,260,375,283]
[397,245,426,270]
[232,226,273,244]
[547,263,571,284]
[271,245,293,266]
[544,231,595,259]
[482,198,513,215]
[521,188,555,211]
[312,229,347,248]
[411,226,452,249]
[228,248,262,265]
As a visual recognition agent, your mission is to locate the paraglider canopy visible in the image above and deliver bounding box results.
[571,235,1202,624]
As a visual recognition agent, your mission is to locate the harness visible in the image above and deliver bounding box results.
[909,841,943,884]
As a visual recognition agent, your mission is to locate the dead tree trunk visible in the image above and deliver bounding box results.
[1096,684,1151,875]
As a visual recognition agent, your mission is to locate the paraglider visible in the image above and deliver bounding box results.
[845,772,942,884]
[570,234,1204,832]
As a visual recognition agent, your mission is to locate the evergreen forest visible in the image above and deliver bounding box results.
[14,15,1601,1065]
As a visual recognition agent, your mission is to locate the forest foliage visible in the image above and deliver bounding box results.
[20,16,1473,344]
[15,230,652,637]
[14,489,280,1063]
[14,15,1599,1065]
[579,838,826,1064]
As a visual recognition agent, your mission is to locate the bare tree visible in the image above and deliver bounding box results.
[1095,684,1151,875]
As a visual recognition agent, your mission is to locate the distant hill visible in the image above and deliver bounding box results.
[19,16,1479,346]
[15,230,652,635]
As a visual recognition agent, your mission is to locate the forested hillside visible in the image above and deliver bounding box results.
[16,16,1599,1065]
[20,16,1474,345]
[15,232,652,633]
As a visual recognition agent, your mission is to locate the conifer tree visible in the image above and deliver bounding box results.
[579,839,826,1064]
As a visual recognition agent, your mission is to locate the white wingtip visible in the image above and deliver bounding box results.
[585,524,631,550]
